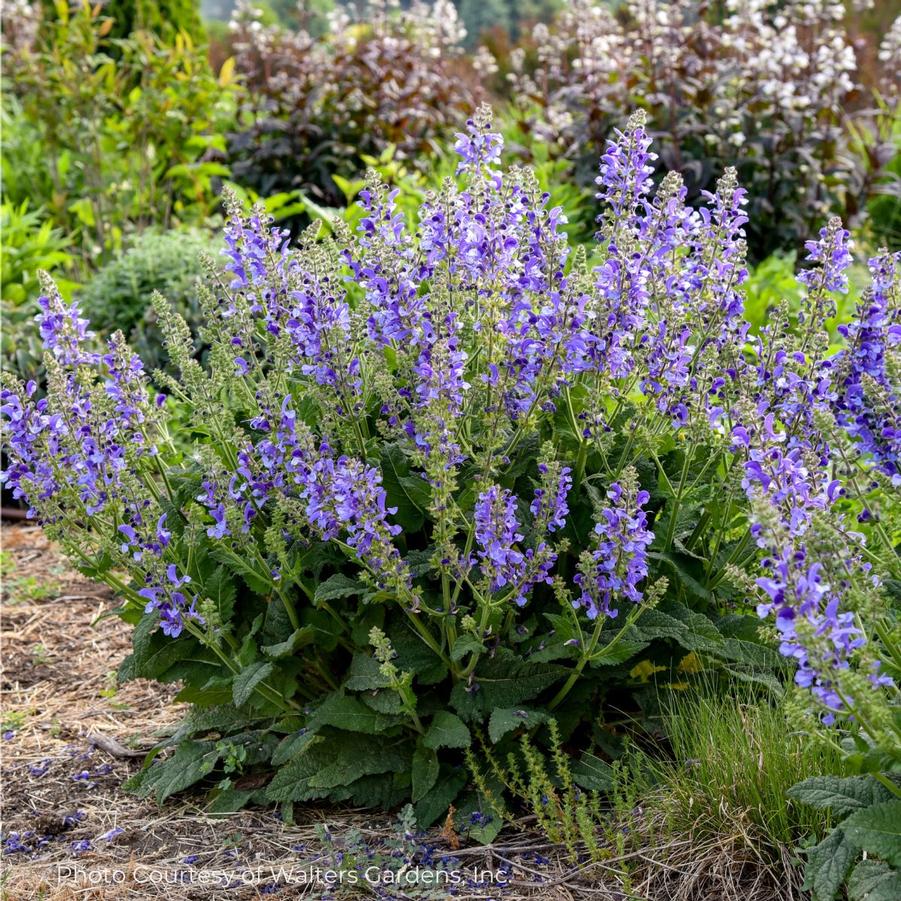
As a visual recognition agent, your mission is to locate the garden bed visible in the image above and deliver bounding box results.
[0,523,801,901]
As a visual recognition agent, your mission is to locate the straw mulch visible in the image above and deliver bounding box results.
[0,524,802,901]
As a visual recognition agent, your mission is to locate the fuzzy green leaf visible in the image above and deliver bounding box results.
[788,776,895,818]
[346,654,392,691]
[848,859,901,901]
[232,661,274,707]
[414,769,468,828]
[450,634,485,663]
[379,444,427,531]
[262,627,316,659]
[309,692,398,734]
[271,729,318,767]
[805,827,857,901]
[843,801,901,866]
[306,743,408,790]
[411,746,440,803]
[130,741,220,803]
[450,652,566,719]
[488,708,548,743]
[423,711,471,750]
[314,573,365,605]
[571,752,615,792]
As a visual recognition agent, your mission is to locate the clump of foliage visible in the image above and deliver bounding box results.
[79,230,219,374]
[644,688,850,853]
[226,0,480,209]
[38,0,205,45]
[2,110,898,853]
[0,202,79,387]
[0,201,77,307]
[505,0,900,260]
[1,0,237,266]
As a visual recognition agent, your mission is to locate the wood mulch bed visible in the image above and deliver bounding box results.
[0,523,800,900]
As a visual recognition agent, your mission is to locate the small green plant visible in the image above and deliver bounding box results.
[788,774,901,901]
[469,718,608,856]
[1,711,27,733]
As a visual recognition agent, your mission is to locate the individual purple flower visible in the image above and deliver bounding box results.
[574,479,653,620]
[531,464,572,533]
[454,106,503,179]
[475,485,525,594]
[832,250,900,481]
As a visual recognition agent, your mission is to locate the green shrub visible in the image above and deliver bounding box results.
[3,1,236,267]
[0,201,79,386]
[0,201,78,306]
[79,230,219,373]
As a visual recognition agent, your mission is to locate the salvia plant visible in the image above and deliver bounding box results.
[1,108,899,851]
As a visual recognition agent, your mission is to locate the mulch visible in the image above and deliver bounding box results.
[0,523,802,900]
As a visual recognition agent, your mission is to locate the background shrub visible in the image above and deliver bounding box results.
[226,0,481,211]
[79,230,219,374]
[2,1,236,267]
[503,0,900,260]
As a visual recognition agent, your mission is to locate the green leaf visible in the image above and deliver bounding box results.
[130,741,220,803]
[208,545,271,595]
[635,605,723,652]
[346,654,392,691]
[203,565,236,623]
[488,708,548,743]
[379,444,427,531]
[450,634,485,663]
[848,859,901,901]
[805,827,857,901]
[423,711,471,750]
[411,746,439,803]
[414,769,467,828]
[314,573,365,605]
[450,651,566,719]
[207,788,256,814]
[232,661,274,707]
[308,692,398,734]
[266,735,407,802]
[590,637,649,666]
[307,743,409,790]
[788,776,895,818]
[271,729,318,767]
[571,752,615,792]
[262,627,315,659]
[843,801,901,866]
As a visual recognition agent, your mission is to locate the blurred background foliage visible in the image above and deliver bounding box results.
[1,0,898,384]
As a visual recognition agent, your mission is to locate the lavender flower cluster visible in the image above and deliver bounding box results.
[2,104,897,744]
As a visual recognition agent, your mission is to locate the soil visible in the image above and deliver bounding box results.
[0,524,800,901]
